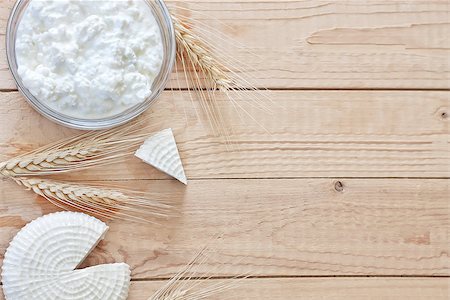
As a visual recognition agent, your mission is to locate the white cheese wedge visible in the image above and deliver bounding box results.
[1,212,131,300]
[135,128,187,184]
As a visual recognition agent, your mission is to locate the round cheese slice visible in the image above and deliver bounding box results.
[2,212,131,300]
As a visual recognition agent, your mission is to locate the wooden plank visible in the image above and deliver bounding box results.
[1,0,449,90]
[0,91,448,179]
[1,277,448,299]
[127,278,450,300]
[1,178,448,277]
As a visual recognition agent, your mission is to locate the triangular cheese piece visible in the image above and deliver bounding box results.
[135,128,187,184]
[2,212,131,300]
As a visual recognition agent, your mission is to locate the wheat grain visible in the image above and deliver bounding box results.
[0,147,99,177]
[173,16,232,92]
[13,177,173,223]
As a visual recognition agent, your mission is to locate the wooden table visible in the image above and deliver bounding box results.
[0,0,449,299]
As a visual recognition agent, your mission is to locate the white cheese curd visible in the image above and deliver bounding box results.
[15,0,164,118]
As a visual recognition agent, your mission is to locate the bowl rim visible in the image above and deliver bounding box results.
[6,0,176,130]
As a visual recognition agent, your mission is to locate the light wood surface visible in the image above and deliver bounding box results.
[0,0,449,299]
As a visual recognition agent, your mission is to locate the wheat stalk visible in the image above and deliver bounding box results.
[148,245,248,300]
[0,120,156,177]
[13,177,173,223]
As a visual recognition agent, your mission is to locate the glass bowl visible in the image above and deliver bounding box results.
[6,0,175,130]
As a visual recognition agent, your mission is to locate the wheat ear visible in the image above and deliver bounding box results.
[172,14,272,144]
[172,15,235,144]
[0,120,156,177]
[13,177,173,223]
[148,246,248,300]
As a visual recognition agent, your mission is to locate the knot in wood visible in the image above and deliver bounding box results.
[334,180,344,192]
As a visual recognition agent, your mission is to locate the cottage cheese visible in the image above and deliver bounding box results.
[15,0,164,118]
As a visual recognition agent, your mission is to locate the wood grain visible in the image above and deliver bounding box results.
[0,91,448,179]
[1,178,448,278]
[1,0,449,90]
